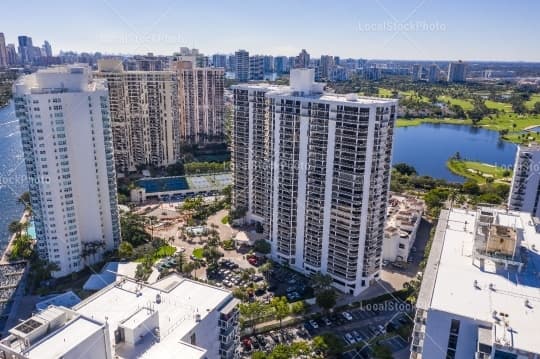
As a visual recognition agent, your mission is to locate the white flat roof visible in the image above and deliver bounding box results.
[74,274,231,359]
[430,208,540,353]
[233,83,397,105]
[24,316,103,359]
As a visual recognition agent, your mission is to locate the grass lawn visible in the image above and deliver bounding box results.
[378,88,394,97]
[485,100,512,112]
[480,113,540,132]
[437,95,474,111]
[396,118,472,128]
[192,247,204,259]
[135,244,176,263]
[447,159,512,184]
[525,94,540,110]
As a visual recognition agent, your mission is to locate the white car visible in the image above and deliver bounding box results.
[342,311,353,321]
[378,324,387,334]
[344,333,356,344]
[309,320,319,329]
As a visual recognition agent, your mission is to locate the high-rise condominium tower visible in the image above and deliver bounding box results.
[0,33,7,67]
[508,144,540,218]
[232,69,397,295]
[447,60,466,82]
[95,59,179,173]
[14,65,120,277]
[174,60,225,144]
[234,49,249,82]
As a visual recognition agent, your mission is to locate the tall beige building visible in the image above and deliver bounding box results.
[96,59,179,173]
[174,60,225,145]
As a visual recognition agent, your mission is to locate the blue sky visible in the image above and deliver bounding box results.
[2,0,539,61]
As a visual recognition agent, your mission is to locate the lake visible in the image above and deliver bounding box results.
[393,123,517,182]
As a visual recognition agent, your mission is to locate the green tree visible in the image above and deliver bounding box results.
[270,296,290,328]
[311,272,334,293]
[118,242,134,259]
[312,333,344,357]
[253,239,271,254]
[462,180,480,195]
[393,163,417,176]
[316,289,337,312]
[372,344,393,359]
[252,352,267,359]
[258,261,273,281]
[290,300,306,315]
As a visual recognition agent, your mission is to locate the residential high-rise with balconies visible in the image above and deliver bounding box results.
[13,65,120,277]
[231,69,397,295]
[234,49,249,82]
[95,59,179,173]
[508,144,540,218]
[173,60,225,144]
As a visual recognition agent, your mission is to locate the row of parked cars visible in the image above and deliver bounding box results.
[240,326,311,356]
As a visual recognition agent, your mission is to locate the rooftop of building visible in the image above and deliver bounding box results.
[0,274,233,359]
[14,64,107,95]
[74,274,232,358]
[385,194,423,236]
[422,207,540,354]
[232,68,397,106]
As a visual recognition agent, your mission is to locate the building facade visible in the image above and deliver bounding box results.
[14,65,120,277]
[508,144,540,218]
[0,33,7,68]
[96,59,179,173]
[249,55,264,80]
[174,60,225,144]
[234,50,249,82]
[232,69,397,295]
[447,60,466,82]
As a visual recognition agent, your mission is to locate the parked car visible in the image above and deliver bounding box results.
[377,324,387,334]
[342,311,353,321]
[344,333,356,344]
[308,320,319,329]
[323,317,332,326]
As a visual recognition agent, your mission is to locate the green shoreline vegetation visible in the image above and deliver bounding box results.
[446,158,512,184]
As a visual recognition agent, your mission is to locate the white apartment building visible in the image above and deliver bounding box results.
[95,59,179,173]
[411,207,540,359]
[173,60,225,145]
[0,274,240,359]
[508,144,540,218]
[382,194,423,263]
[14,65,120,277]
[232,69,397,295]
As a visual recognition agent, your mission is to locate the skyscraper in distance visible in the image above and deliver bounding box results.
[13,65,120,277]
[42,40,52,57]
[447,60,466,82]
[234,49,249,82]
[231,69,397,295]
[0,33,7,67]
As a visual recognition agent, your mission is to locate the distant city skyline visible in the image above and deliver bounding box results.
[2,0,540,62]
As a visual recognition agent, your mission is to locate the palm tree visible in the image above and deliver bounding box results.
[8,221,24,239]
[258,261,272,281]
[311,272,333,293]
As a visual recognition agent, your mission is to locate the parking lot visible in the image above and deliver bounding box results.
[302,300,412,358]
[240,325,311,358]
